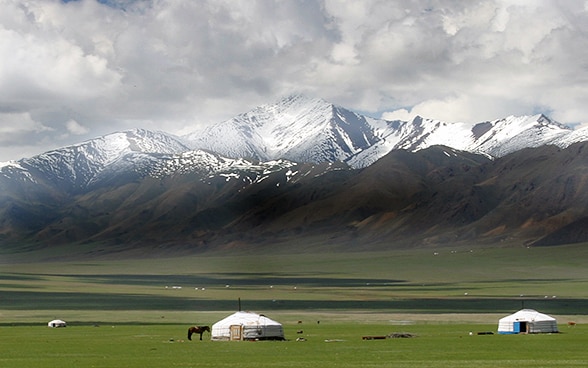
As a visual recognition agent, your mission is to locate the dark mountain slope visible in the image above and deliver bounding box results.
[3,144,588,255]
[348,143,588,247]
[180,146,495,248]
[212,143,588,249]
[484,143,588,244]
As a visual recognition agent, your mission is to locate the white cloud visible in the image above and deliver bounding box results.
[0,112,54,161]
[381,108,413,122]
[0,0,588,160]
[0,1,122,103]
[65,119,89,135]
[0,112,51,134]
[381,94,526,124]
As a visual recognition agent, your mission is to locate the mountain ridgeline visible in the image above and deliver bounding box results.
[2,95,588,256]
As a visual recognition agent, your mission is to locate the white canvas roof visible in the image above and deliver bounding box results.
[498,309,558,334]
[211,311,285,341]
[48,319,67,328]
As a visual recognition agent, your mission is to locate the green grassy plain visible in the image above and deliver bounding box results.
[1,323,587,368]
[1,244,588,367]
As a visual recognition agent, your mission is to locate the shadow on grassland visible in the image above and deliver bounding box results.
[1,290,586,314]
[15,273,408,287]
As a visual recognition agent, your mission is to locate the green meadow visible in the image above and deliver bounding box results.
[2,323,587,368]
[1,244,588,367]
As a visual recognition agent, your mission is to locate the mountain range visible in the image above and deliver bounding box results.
[184,95,588,167]
[2,95,588,257]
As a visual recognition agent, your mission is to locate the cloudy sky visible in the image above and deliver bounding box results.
[1,0,588,161]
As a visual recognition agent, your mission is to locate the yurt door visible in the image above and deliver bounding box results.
[230,325,242,340]
[514,321,527,333]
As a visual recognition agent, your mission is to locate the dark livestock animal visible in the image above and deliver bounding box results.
[188,326,210,341]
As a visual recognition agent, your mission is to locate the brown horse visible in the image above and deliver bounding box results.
[188,325,210,341]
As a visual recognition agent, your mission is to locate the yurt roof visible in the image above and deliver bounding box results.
[499,309,556,322]
[47,319,67,327]
[213,311,282,326]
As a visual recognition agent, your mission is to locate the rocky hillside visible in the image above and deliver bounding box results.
[3,142,588,255]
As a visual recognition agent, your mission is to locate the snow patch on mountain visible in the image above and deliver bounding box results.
[553,124,588,148]
[146,149,298,180]
[0,160,36,184]
[144,148,345,187]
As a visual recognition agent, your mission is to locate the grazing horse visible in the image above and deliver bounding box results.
[188,326,210,341]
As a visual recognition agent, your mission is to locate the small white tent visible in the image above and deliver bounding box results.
[211,311,285,341]
[48,319,67,328]
[497,309,558,334]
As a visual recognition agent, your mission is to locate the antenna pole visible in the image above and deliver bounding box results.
[238,297,241,311]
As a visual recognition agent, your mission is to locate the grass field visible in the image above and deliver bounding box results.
[1,322,587,367]
[1,244,588,367]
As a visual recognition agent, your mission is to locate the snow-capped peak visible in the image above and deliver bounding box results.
[183,94,387,165]
[14,129,191,190]
[466,114,571,157]
[181,95,576,168]
[0,160,18,169]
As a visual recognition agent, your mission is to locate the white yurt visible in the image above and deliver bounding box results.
[497,309,558,334]
[211,311,285,341]
[47,319,67,328]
